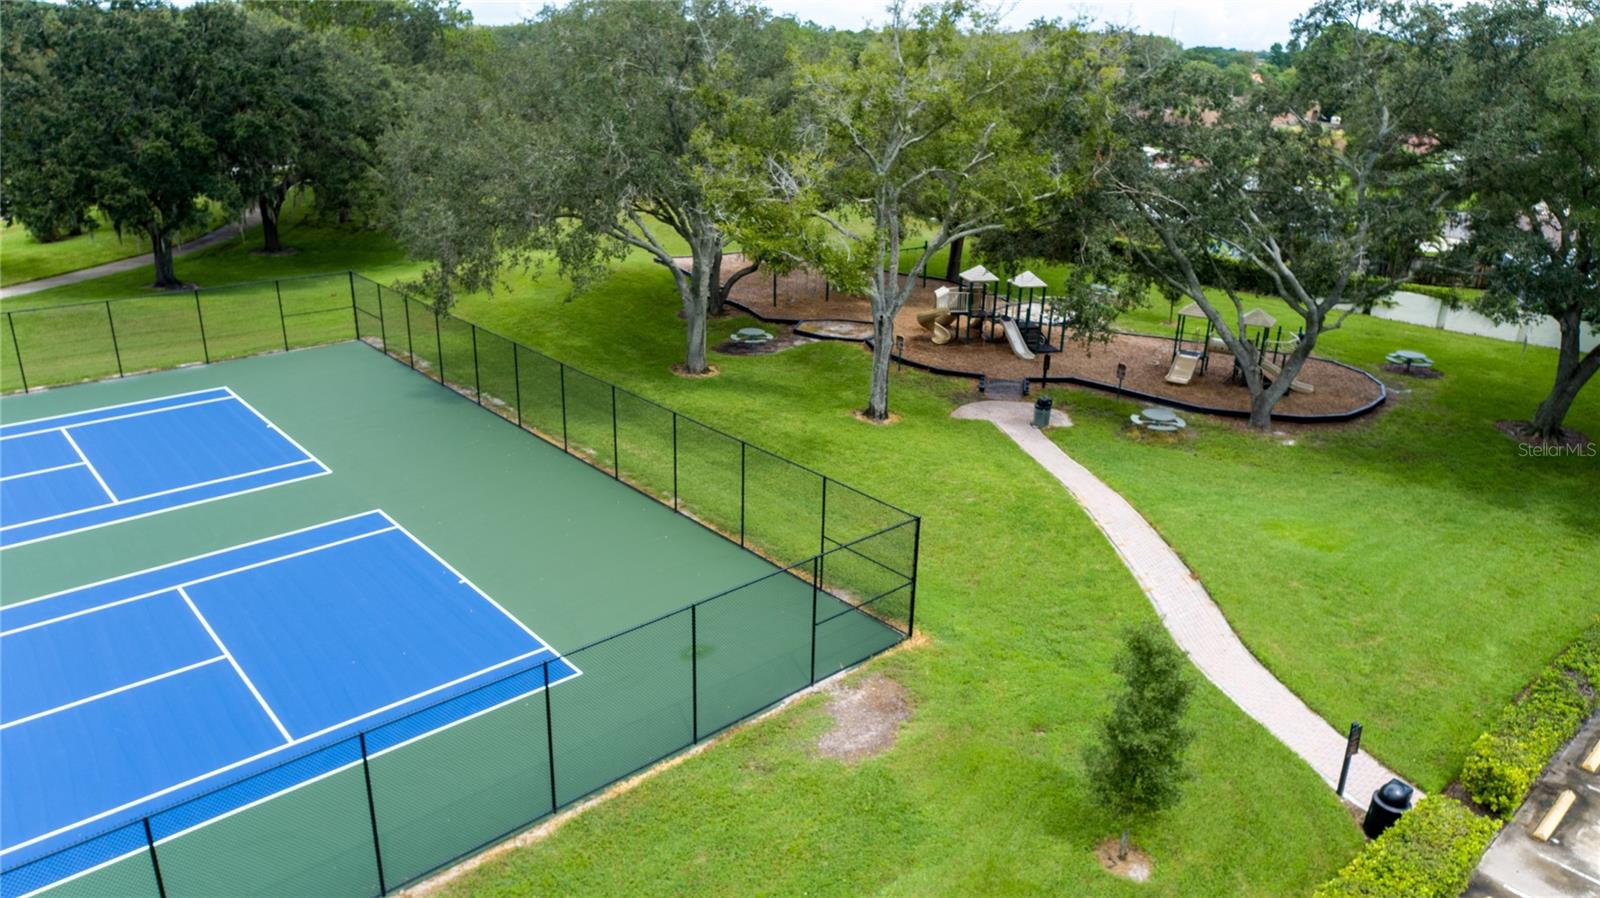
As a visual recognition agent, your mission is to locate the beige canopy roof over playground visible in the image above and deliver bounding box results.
[959,265,999,283]
[1176,302,1277,328]
[1009,271,1048,289]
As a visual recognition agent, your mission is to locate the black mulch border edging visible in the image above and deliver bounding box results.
[727,293,1388,424]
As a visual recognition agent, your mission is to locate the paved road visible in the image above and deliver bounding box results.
[951,399,1414,806]
[1,210,260,300]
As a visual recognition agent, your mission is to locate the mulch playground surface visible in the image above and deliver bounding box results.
[701,257,1386,419]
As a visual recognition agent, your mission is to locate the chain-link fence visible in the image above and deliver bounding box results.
[0,272,919,898]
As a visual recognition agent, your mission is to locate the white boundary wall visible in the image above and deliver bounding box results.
[1369,291,1599,352]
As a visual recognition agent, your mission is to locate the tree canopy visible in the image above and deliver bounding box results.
[383,0,795,373]
[1442,0,1599,441]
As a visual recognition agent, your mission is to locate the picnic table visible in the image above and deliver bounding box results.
[1385,350,1434,373]
[1130,407,1186,432]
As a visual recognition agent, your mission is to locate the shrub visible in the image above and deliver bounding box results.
[1461,621,1600,817]
[1313,797,1499,898]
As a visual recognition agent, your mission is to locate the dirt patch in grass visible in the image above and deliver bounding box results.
[1495,419,1593,452]
[671,363,721,379]
[713,330,815,355]
[1095,837,1154,883]
[816,674,910,762]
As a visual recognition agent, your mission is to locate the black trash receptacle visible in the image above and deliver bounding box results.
[1362,779,1414,839]
[1032,395,1053,428]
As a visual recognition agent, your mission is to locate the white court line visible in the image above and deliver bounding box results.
[2,510,389,612]
[0,396,234,442]
[57,430,117,503]
[380,512,584,682]
[222,387,326,471]
[1,458,322,533]
[0,525,396,638]
[2,510,582,862]
[0,462,86,483]
[176,587,292,743]
[13,662,577,898]
[0,466,330,552]
[0,387,230,436]
[0,656,227,732]
[2,644,555,857]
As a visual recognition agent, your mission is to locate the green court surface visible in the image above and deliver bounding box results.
[1,341,912,898]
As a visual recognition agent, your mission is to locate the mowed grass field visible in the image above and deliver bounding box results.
[3,212,1595,895]
[0,202,233,287]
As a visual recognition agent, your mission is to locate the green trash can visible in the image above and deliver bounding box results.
[1032,396,1053,428]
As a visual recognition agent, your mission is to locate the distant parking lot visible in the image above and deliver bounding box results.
[1468,714,1600,898]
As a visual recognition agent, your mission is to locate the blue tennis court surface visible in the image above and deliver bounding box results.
[0,387,329,549]
[0,511,579,894]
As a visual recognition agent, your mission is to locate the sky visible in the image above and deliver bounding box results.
[457,1,1308,50]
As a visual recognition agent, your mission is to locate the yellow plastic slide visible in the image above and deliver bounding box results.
[1259,359,1314,394]
[1165,352,1200,385]
[917,309,955,345]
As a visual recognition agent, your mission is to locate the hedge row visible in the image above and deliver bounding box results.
[1313,797,1499,898]
[1461,619,1600,817]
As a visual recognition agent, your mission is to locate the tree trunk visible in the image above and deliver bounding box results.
[1529,316,1600,438]
[678,231,720,374]
[715,259,761,316]
[865,311,895,420]
[706,250,726,317]
[945,236,965,282]
[1119,828,1130,861]
[147,224,180,289]
[258,191,286,253]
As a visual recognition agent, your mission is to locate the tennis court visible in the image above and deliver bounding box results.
[0,387,328,548]
[0,335,915,898]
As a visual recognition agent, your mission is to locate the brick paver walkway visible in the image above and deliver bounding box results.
[953,400,1413,806]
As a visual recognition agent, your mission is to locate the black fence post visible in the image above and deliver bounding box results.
[610,384,620,478]
[513,343,523,427]
[809,556,820,685]
[105,301,124,377]
[559,364,569,451]
[738,442,746,547]
[193,288,210,364]
[357,733,388,895]
[375,283,388,353]
[6,311,28,393]
[433,312,444,384]
[471,325,482,405]
[671,413,679,511]
[347,270,358,339]
[907,516,922,637]
[142,817,168,898]
[690,604,699,742]
[275,280,289,351]
[819,477,829,556]
[543,660,558,813]
[771,271,778,307]
[402,294,414,368]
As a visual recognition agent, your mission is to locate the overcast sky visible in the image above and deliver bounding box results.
[457,1,1307,50]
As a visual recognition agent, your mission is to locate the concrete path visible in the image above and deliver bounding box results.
[1,210,260,300]
[952,399,1412,806]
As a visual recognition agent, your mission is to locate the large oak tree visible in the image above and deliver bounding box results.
[1444,0,1599,442]
[711,3,1115,420]
[383,0,792,374]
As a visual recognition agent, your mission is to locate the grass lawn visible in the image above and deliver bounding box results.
[4,213,1594,893]
[0,203,232,287]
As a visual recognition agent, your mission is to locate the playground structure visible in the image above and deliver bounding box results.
[686,255,1387,421]
[1168,303,1314,394]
